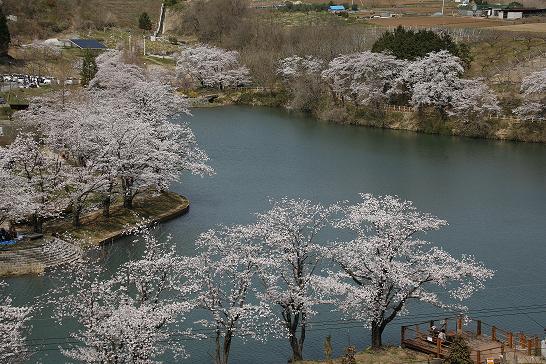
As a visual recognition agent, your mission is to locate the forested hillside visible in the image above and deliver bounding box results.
[2,0,164,42]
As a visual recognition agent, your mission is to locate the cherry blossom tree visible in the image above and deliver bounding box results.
[449,78,501,120]
[320,53,359,104]
[182,225,280,364]
[64,160,109,227]
[513,68,546,121]
[398,50,464,114]
[323,194,494,348]
[18,50,213,214]
[277,55,324,81]
[176,45,251,89]
[0,168,36,228]
[51,226,193,363]
[18,93,121,219]
[254,198,335,361]
[322,52,406,107]
[0,133,67,233]
[0,281,33,363]
[90,50,213,209]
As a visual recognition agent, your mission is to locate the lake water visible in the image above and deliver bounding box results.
[5,106,546,363]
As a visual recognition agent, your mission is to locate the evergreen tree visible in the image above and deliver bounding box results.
[372,26,472,68]
[507,1,523,8]
[445,336,473,364]
[0,6,11,56]
[80,51,98,87]
[138,12,152,31]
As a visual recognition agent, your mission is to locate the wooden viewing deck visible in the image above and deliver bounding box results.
[401,316,545,364]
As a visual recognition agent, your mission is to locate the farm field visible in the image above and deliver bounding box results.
[252,0,458,15]
[489,22,546,33]
[368,15,512,28]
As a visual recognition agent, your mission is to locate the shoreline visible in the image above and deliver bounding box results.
[188,90,546,144]
[0,191,190,277]
[90,192,190,246]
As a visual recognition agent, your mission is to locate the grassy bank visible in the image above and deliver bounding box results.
[46,191,190,246]
[296,347,429,364]
[346,107,546,143]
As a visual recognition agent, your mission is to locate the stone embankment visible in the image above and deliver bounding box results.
[0,238,82,276]
[0,192,190,276]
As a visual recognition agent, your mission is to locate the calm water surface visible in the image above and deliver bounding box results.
[6,106,546,363]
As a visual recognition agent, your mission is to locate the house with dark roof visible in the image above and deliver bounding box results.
[487,7,546,20]
[69,39,107,50]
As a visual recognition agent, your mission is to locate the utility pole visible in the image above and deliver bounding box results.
[143,35,146,56]
[442,0,445,15]
[8,61,12,104]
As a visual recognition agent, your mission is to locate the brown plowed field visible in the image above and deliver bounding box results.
[489,22,546,33]
[367,16,510,28]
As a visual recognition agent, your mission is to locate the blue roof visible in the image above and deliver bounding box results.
[329,5,345,10]
[70,39,107,49]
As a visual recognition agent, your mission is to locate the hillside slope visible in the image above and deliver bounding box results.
[3,0,164,42]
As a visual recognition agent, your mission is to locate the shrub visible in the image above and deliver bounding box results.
[80,50,98,87]
[138,12,152,31]
[0,6,10,56]
[507,2,523,8]
[445,336,473,364]
[372,26,472,68]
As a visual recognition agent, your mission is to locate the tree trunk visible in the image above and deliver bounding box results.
[214,329,233,364]
[287,313,304,361]
[123,192,133,209]
[32,214,43,234]
[215,330,221,364]
[102,182,114,218]
[371,321,384,349]
[289,334,303,362]
[72,204,82,227]
[122,178,134,209]
[102,196,111,218]
[222,331,233,364]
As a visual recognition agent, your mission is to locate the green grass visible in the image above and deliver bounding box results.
[259,11,363,27]
[46,191,189,246]
[296,346,428,364]
[144,55,176,67]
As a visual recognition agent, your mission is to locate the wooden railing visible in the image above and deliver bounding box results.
[400,319,454,358]
[383,104,524,123]
[401,316,543,363]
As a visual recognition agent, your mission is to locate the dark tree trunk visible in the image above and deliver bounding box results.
[72,204,82,227]
[102,196,111,218]
[215,331,221,364]
[102,182,114,218]
[32,214,43,233]
[289,334,303,362]
[285,310,304,362]
[371,321,385,349]
[214,329,234,364]
[123,193,133,209]
[122,178,134,209]
[222,331,233,364]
